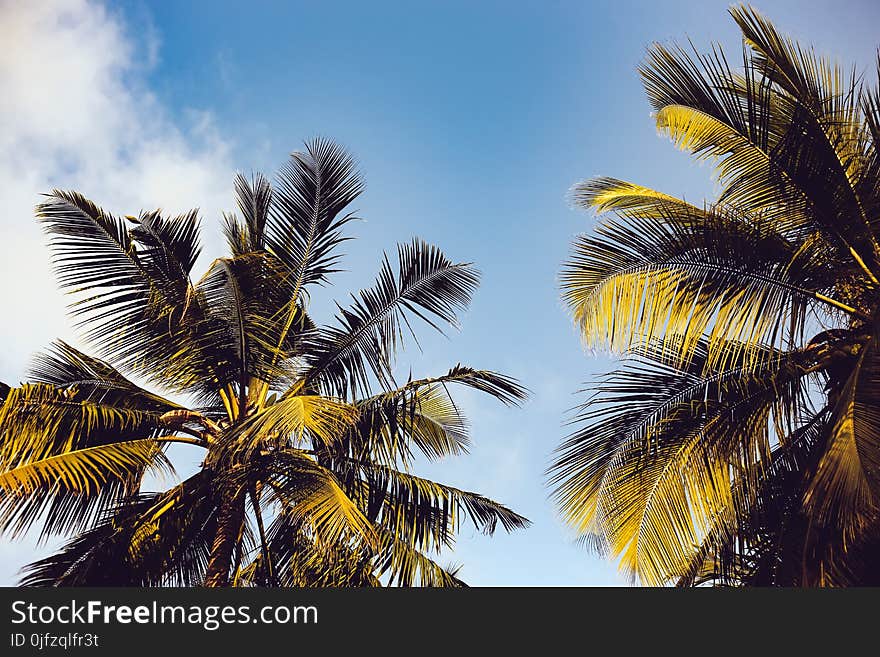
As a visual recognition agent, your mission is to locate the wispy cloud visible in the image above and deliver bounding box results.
[0,0,234,382]
[0,0,234,584]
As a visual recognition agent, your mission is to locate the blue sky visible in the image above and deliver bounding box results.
[1,0,879,585]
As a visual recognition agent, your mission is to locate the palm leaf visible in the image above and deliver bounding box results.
[0,439,172,496]
[561,205,840,369]
[806,328,880,534]
[267,138,363,291]
[223,172,272,257]
[304,239,480,398]
[551,338,817,584]
[36,192,212,389]
[256,449,376,549]
[233,392,359,454]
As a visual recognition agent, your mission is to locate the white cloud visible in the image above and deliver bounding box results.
[0,0,233,381]
[0,0,234,583]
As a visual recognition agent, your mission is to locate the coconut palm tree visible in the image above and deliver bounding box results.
[0,138,529,587]
[551,6,880,586]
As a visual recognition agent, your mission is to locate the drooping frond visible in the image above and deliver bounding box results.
[29,341,180,413]
[254,449,376,549]
[806,328,880,534]
[551,338,818,584]
[348,460,530,543]
[0,439,172,496]
[20,473,220,586]
[251,510,378,587]
[570,177,708,220]
[0,383,164,468]
[372,527,467,587]
[338,365,527,469]
[561,202,842,370]
[0,382,176,539]
[233,392,359,454]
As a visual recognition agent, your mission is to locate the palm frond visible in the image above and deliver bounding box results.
[561,204,839,370]
[0,439,172,496]
[233,392,359,454]
[267,138,363,292]
[348,460,530,544]
[194,253,304,401]
[806,329,880,534]
[29,341,180,413]
[305,239,480,398]
[253,510,378,587]
[642,8,880,280]
[570,177,708,220]
[373,526,468,587]
[256,449,376,549]
[0,382,174,539]
[551,338,817,584]
[20,473,220,586]
[36,192,212,389]
[0,383,164,468]
[223,172,272,257]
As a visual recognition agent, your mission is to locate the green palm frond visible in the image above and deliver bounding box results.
[0,381,197,540]
[251,510,378,587]
[642,7,880,281]
[194,252,305,402]
[552,337,816,584]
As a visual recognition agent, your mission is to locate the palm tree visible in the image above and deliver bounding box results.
[0,138,529,587]
[551,6,880,586]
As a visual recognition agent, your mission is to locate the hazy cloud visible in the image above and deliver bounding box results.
[0,0,234,583]
[0,0,233,382]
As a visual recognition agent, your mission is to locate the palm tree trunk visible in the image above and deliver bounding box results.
[204,492,245,587]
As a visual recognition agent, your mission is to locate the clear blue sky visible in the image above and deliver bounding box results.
[1,0,879,585]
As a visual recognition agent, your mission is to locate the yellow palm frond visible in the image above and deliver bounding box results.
[0,383,159,468]
[396,385,469,460]
[263,449,376,549]
[570,177,708,219]
[565,256,798,371]
[806,336,880,534]
[374,527,466,587]
[0,439,171,495]
[236,392,359,452]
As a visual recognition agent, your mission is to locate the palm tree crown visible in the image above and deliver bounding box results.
[552,6,880,586]
[0,138,529,587]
